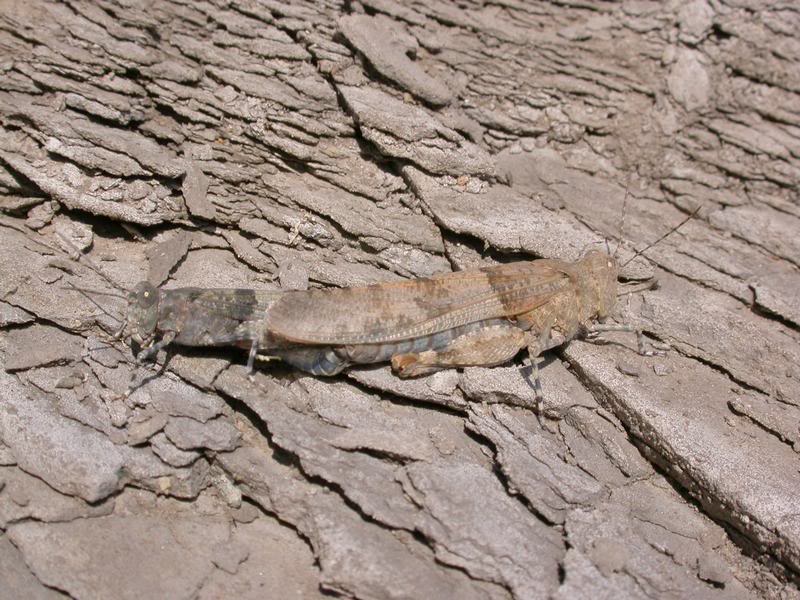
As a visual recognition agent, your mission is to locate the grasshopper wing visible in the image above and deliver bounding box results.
[159,288,286,348]
[167,288,285,322]
[264,261,571,345]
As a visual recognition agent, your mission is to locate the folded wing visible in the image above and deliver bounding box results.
[265,261,571,345]
[170,288,285,322]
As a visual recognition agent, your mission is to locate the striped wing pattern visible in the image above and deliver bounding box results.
[265,261,572,345]
[166,288,285,322]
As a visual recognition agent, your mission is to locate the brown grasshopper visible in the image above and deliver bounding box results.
[112,249,639,396]
[80,209,695,393]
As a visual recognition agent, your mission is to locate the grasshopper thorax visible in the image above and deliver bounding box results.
[123,281,161,350]
[579,249,619,323]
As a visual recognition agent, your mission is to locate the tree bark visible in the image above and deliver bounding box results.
[1,0,798,598]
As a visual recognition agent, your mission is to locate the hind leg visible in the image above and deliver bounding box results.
[391,323,527,377]
[520,317,566,405]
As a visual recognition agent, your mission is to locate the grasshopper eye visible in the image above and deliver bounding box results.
[132,282,158,308]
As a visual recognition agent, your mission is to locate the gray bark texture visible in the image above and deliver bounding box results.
[0,0,799,598]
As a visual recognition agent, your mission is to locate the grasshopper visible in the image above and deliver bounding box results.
[116,283,285,364]
[114,249,637,395]
[80,209,695,393]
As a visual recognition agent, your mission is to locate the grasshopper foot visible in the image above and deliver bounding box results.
[635,331,668,357]
[246,340,259,376]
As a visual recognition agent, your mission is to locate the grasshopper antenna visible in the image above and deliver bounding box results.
[64,285,125,300]
[62,281,124,328]
[55,231,125,292]
[613,182,630,260]
[621,206,700,268]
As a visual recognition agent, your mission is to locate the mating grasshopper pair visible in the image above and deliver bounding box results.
[73,204,695,394]
[112,248,646,396]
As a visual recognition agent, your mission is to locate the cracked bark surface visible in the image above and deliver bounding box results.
[0,0,798,598]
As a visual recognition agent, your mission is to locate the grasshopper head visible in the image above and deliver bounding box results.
[120,281,160,354]
[581,249,619,322]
